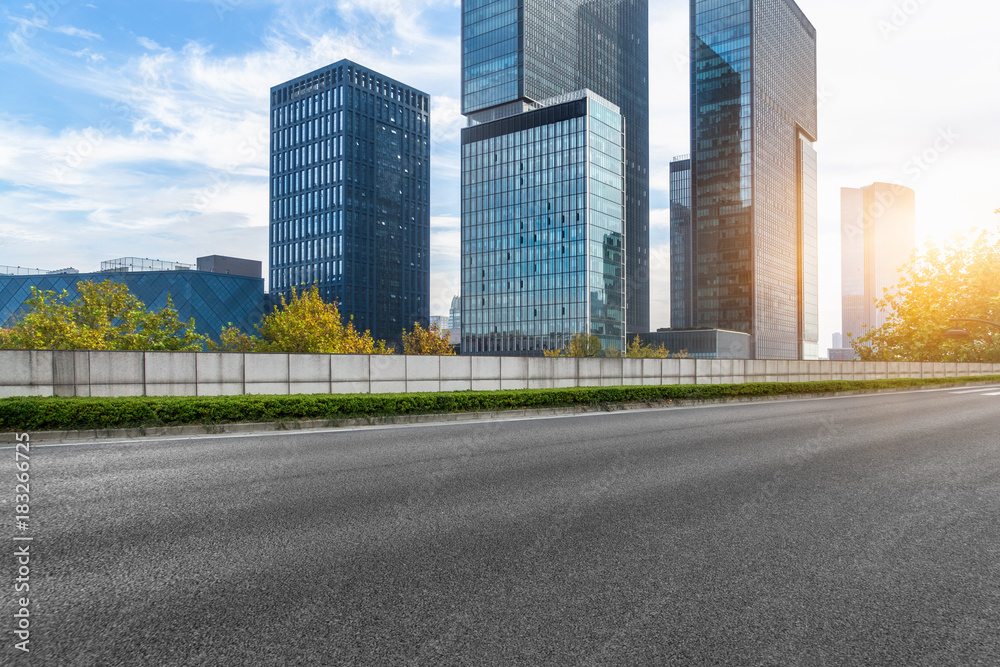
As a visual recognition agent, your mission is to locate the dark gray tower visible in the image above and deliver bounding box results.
[269,60,431,348]
[461,0,649,335]
[674,0,818,359]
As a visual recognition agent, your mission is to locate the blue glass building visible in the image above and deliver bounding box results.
[462,0,649,335]
[269,60,431,348]
[669,155,692,329]
[0,260,264,341]
[671,0,818,359]
[461,90,626,355]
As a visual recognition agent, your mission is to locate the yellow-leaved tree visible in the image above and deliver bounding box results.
[543,333,604,357]
[624,335,671,358]
[402,321,456,355]
[226,285,393,354]
[0,280,204,351]
[853,228,1000,362]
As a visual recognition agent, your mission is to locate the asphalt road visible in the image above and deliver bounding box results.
[4,386,1000,666]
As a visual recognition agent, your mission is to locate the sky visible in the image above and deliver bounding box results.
[1,0,998,353]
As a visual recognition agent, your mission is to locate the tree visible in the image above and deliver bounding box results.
[207,324,260,352]
[402,321,456,355]
[254,285,393,354]
[853,229,1000,362]
[543,333,604,358]
[0,280,204,351]
[624,335,672,358]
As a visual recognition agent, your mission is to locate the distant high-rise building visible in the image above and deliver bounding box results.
[841,183,916,347]
[669,155,692,329]
[461,0,649,335]
[672,0,818,359]
[448,295,461,332]
[269,60,431,348]
[461,90,626,355]
[832,332,843,349]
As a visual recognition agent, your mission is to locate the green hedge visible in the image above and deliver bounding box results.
[2,376,998,433]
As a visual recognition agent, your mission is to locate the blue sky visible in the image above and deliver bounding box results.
[1,0,998,352]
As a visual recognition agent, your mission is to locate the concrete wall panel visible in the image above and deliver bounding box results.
[196,353,245,385]
[600,359,623,386]
[406,356,441,393]
[553,358,578,388]
[245,354,289,384]
[145,352,197,387]
[471,355,501,392]
[289,354,332,385]
[500,357,529,390]
[527,358,554,390]
[3,351,1000,398]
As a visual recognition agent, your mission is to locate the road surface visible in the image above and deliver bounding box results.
[5,385,1000,665]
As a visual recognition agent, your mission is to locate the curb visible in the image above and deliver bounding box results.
[2,380,994,445]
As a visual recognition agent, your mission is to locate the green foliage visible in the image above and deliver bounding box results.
[623,335,671,358]
[402,321,456,355]
[3,376,999,433]
[207,324,260,352]
[255,285,393,354]
[0,280,205,351]
[853,229,1000,362]
[544,333,604,357]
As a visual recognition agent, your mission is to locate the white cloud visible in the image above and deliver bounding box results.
[0,0,461,285]
[3,0,999,351]
[52,25,103,40]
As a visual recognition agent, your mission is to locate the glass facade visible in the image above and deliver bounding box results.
[840,187,865,349]
[637,328,751,359]
[841,183,916,347]
[269,60,430,348]
[462,0,523,115]
[0,271,264,342]
[669,156,692,329]
[461,0,649,334]
[460,91,625,354]
[676,0,818,359]
[798,133,819,360]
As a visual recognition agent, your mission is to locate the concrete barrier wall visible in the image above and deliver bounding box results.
[1,350,998,398]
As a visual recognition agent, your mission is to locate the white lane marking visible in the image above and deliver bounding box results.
[3,383,994,450]
[948,386,1000,394]
[983,392,1000,396]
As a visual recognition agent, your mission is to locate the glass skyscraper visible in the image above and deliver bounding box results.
[460,90,626,354]
[841,183,916,348]
[462,0,649,335]
[669,155,692,329]
[269,60,431,348]
[672,0,818,359]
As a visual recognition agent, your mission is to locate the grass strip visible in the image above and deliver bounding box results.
[2,376,998,433]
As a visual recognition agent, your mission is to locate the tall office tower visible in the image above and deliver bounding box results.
[460,90,626,355]
[672,0,818,359]
[461,0,649,335]
[269,60,430,348]
[841,183,916,346]
[669,155,692,328]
